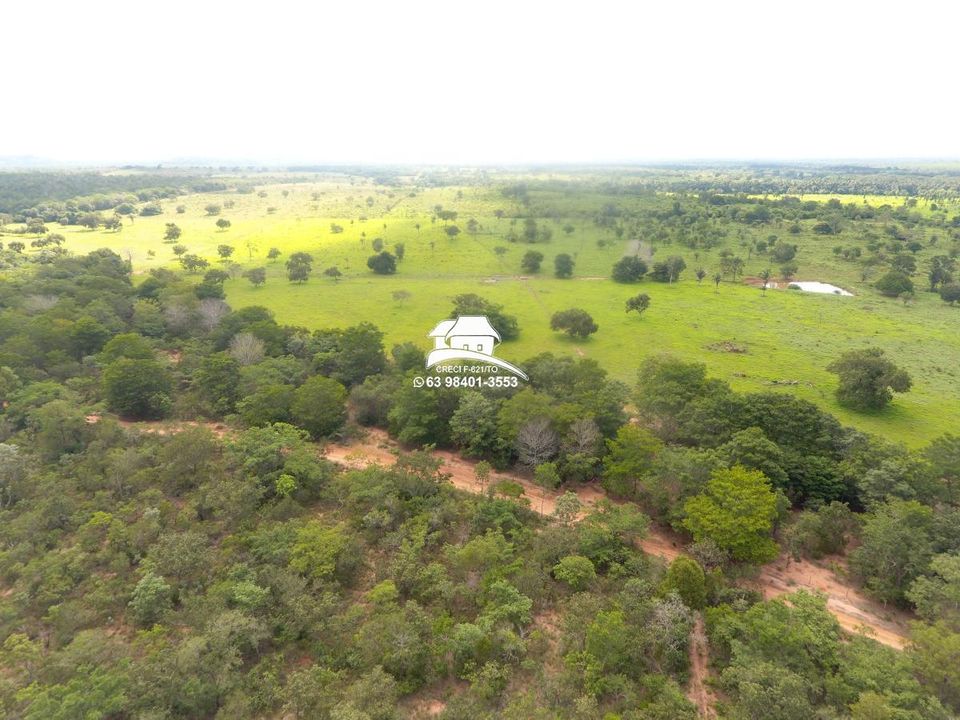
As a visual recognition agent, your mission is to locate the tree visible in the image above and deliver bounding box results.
[474,460,492,491]
[533,461,561,514]
[759,268,772,295]
[289,521,354,582]
[875,271,914,297]
[908,621,960,712]
[907,553,960,627]
[193,352,241,416]
[550,308,598,338]
[925,433,960,505]
[521,250,544,273]
[553,555,596,590]
[228,332,266,366]
[625,292,651,317]
[554,253,575,278]
[128,572,173,626]
[940,283,960,305]
[205,203,221,215]
[661,555,707,609]
[103,358,172,419]
[287,251,314,283]
[827,348,911,411]
[267,247,281,260]
[217,244,235,260]
[602,424,662,498]
[367,251,397,275]
[180,253,209,273]
[243,267,266,287]
[216,218,232,231]
[780,261,798,280]
[650,255,687,283]
[291,376,347,438]
[682,466,779,563]
[553,490,581,524]
[324,266,342,281]
[612,256,648,283]
[851,499,934,605]
[450,294,519,340]
[450,392,502,459]
[164,223,182,241]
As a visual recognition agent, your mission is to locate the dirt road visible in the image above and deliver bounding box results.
[323,428,910,650]
[103,417,910,650]
[688,613,718,719]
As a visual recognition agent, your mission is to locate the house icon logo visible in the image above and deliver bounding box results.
[426,315,528,379]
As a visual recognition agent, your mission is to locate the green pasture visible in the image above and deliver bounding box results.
[9,179,960,447]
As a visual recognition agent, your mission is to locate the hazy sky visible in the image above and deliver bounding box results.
[3,0,958,164]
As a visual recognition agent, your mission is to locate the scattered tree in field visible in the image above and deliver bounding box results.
[521,250,544,273]
[267,247,281,260]
[494,246,508,257]
[163,223,181,241]
[713,272,722,291]
[8,241,24,253]
[445,225,461,239]
[612,256,648,283]
[205,203,221,216]
[217,244,234,260]
[367,251,397,275]
[324,266,342,281]
[650,255,686,282]
[243,267,267,287]
[940,283,960,305]
[550,308,598,338]
[554,253,575,278]
[179,254,209,273]
[827,348,911,411]
[929,255,956,291]
[175,204,186,214]
[625,293,651,317]
[682,466,779,563]
[759,268,772,294]
[391,290,411,305]
[286,252,314,283]
[330,223,344,234]
[171,243,187,257]
[450,294,519,340]
[875,271,914,297]
[371,237,384,252]
[395,242,405,261]
[780,261,798,280]
[216,218,232,231]
[720,255,745,281]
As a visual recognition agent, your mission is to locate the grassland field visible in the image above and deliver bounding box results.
[10,178,960,447]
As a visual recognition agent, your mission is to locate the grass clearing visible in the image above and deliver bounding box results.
[12,178,960,447]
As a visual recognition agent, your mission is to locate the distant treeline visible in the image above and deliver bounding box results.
[0,172,235,214]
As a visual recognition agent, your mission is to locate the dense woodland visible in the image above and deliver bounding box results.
[1,169,960,719]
